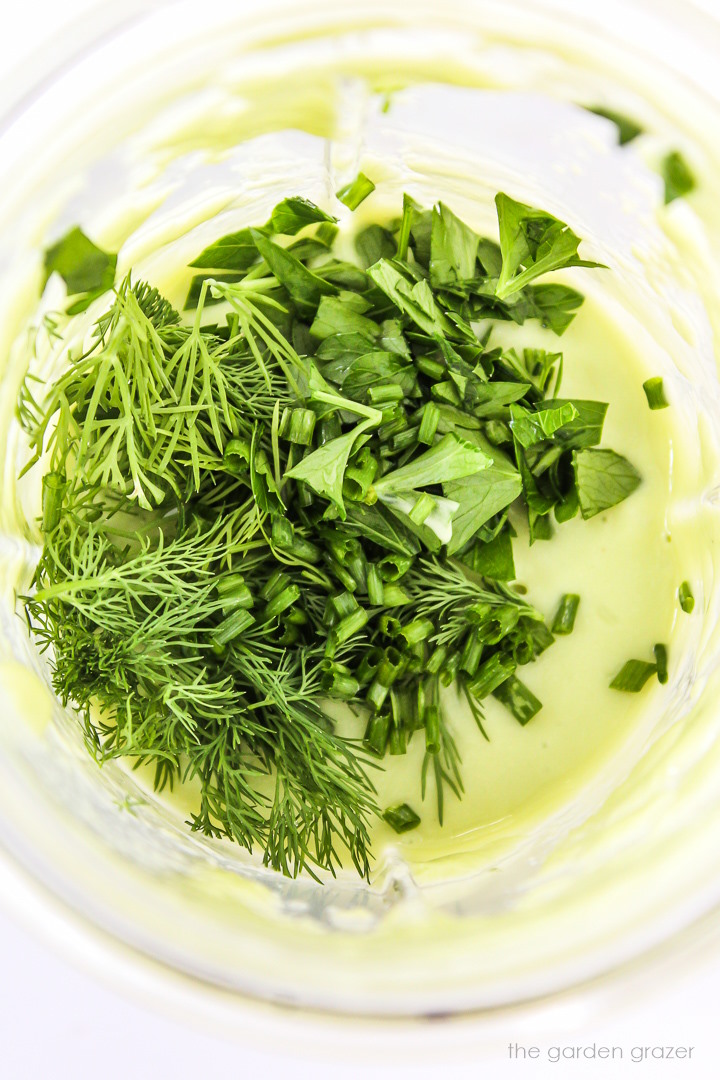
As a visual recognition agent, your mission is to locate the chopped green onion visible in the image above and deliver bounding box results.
[409,491,436,525]
[211,609,255,647]
[679,581,694,614]
[551,593,580,635]
[336,172,375,211]
[364,712,390,755]
[642,377,669,410]
[492,676,542,725]
[609,659,658,692]
[397,617,434,648]
[383,803,421,833]
[280,407,317,445]
[424,705,441,754]
[417,402,440,445]
[367,564,384,606]
[654,643,668,685]
[41,472,66,534]
[262,584,301,621]
[217,573,254,611]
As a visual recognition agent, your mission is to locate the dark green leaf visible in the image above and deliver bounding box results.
[661,151,696,204]
[574,448,641,519]
[429,202,480,288]
[189,227,260,270]
[44,227,117,297]
[250,229,337,312]
[267,196,337,236]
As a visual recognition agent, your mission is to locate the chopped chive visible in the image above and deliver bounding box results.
[551,593,580,635]
[336,172,375,211]
[417,402,440,445]
[424,704,441,754]
[330,590,358,620]
[211,609,255,647]
[397,617,434,648]
[217,573,254,611]
[325,607,369,656]
[396,193,414,260]
[609,658,658,692]
[492,676,542,725]
[364,712,390,755]
[41,471,66,534]
[642,377,669,410]
[260,570,290,601]
[378,554,414,581]
[409,491,436,525]
[320,661,360,698]
[262,584,301,621]
[425,643,448,675]
[280,407,317,444]
[315,221,339,246]
[368,383,404,405]
[469,653,516,700]
[388,723,408,756]
[678,581,694,614]
[459,633,483,677]
[367,564,384,606]
[389,427,419,454]
[416,356,445,380]
[381,583,411,606]
[654,643,668,685]
[383,802,421,833]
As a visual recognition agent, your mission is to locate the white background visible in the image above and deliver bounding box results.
[3,3,720,1078]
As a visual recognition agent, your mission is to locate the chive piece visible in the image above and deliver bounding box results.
[259,571,289,601]
[396,193,415,260]
[388,723,408,756]
[492,676,542,725]
[315,221,339,246]
[378,554,414,581]
[662,150,696,204]
[678,581,695,614]
[609,659,658,692]
[211,609,255,647]
[330,590,358,620]
[336,172,375,211]
[460,633,483,677]
[551,593,580,635]
[424,705,441,754]
[217,573,254,611]
[397,617,434,648]
[41,472,66,534]
[426,643,448,675]
[364,712,390,755]
[367,564,384,606]
[469,653,516,700]
[416,356,445,380]
[654,643,669,685]
[325,607,369,656]
[368,383,404,405]
[381,584,411,606]
[280,407,317,444]
[262,584,301,621]
[383,803,421,833]
[642,377,669,410]
[417,402,440,445]
[409,492,436,526]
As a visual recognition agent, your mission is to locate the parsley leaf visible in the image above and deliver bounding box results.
[573,448,641,519]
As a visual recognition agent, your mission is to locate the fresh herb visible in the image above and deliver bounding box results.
[44,227,117,313]
[552,593,580,635]
[574,449,641,519]
[678,581,695,614]
[662,151,696,204]
[586,106,643,146]
[654,643,669,685]
[610,658,659,692]
[383,803,421,833]
[336,172,376,211]
[22,190,645,879]
[643,376,669,410]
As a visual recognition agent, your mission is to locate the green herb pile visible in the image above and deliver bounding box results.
[19,185,644,879]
